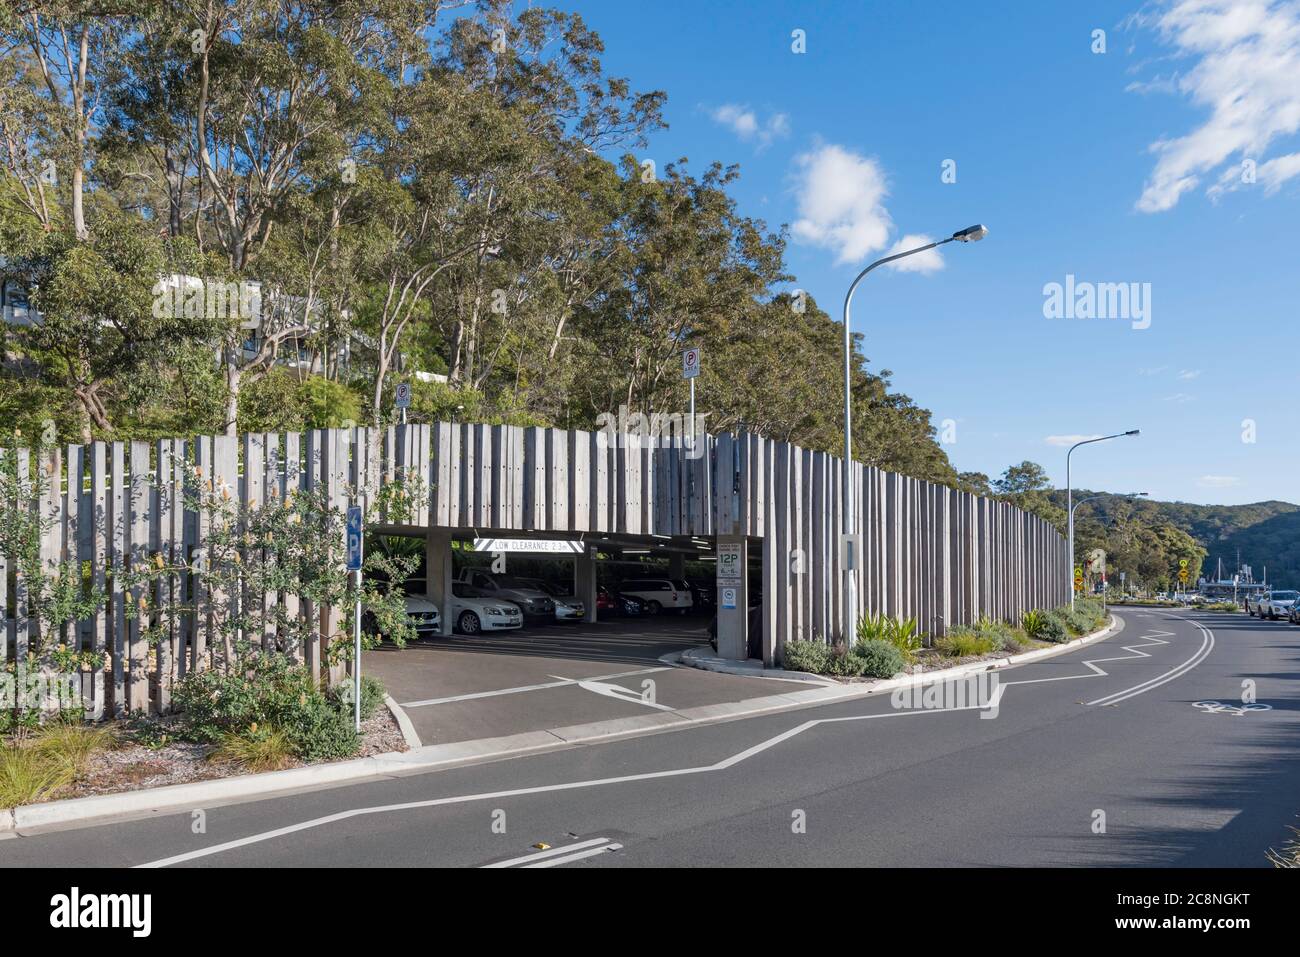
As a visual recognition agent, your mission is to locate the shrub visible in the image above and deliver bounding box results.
[824,643,866,677]
[329,675,387,721]
[936,628,997,657]
[172,651,359,762]
[1021,609,1047,638]
[852,638,907,678]
[29,722,117,775]
[0,745,74,807]
[782,638,830,674]
[856,613,924,663]
[209,726,296,772]
[1038,613,1069,643]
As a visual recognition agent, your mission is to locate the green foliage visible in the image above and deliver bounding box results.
[209,726,296,773]
[27,721,117,776]
[1037,613,1070,643]
[851,638,908,678]
[782,639,830,674]
[330,675,387,722]
[936,629,998,658]
[170,651,358,762]
[0,745,75,808]
[1021,609,1048,638]
[855,613,923,663]
[782,636,903,678]
[0,4,964,491]
[239,370,363,432]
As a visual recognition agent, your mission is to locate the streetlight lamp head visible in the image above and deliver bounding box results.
[1125,429,1140,436]
[953,224,988,243]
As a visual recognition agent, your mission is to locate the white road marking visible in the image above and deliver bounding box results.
[482,837,613,868]
[522,843,622,867]
[1002,631,1172,688]
[557,676,676,711]
[134,614,1216,869]
[135,703,990,868]
[1086,616,1214,707]
[401,667,671,708]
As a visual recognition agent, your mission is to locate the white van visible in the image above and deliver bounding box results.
[618,578,693,615]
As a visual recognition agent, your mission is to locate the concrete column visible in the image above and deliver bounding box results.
[425,526,454,637]
[668,551,685,580]
[576,547,598,622]
[715,535,749,660]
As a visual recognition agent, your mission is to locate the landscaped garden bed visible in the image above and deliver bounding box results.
[781,599,1111,682]
[1,661,406,810]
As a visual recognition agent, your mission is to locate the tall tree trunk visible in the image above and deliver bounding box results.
[224,356,240,437]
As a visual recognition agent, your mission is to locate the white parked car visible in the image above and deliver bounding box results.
[450,583,523,634]
[404,595,442,634]
[1249,589,1299,620]
[618,578,694,615]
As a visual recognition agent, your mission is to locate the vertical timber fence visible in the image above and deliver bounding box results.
[2,424,1069,716]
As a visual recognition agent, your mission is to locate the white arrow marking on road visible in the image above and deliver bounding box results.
[550,675,676,711]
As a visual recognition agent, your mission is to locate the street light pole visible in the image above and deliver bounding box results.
[1066,431,1140,610]
[841,224,987,642]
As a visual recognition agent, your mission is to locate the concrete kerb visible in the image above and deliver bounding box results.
[1,615,1123,837]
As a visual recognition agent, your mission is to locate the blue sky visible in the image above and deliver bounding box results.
[559,0,1299,506]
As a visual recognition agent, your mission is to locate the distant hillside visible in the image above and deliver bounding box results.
[1052,492,1300,589]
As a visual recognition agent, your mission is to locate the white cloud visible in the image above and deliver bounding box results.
[1198,474,1241,487]
[791,144,895,265]
[1177,368,1203,379]
[1137,365,1168,375]
[709,104,791,149]
[1045,434,1103,446]
[1163,392,1196,402]
[882,234,945,273]
[1134,0,1300,212]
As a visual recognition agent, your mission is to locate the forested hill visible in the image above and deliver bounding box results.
[1059,492,1300,588]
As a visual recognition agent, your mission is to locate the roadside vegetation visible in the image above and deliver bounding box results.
[1268,826,1300,868]
[781,599,1110,680]
[0,670,392,809]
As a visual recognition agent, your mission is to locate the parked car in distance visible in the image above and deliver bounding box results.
[450,582,523,634]
[598,585,645,617]
[455,569,556,623]
[515,578,586,622]
[1249,589,1300,620]
[364,586,441,639]
[618,577,694,615]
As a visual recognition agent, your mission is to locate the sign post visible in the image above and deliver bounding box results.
[682,347,700,448]
[394,381,411,425]
[346,505,364,732]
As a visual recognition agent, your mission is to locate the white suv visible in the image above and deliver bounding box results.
[1250,589,1299,620]
[618,578,693,615]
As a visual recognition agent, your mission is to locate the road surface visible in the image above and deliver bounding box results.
[3,609,1296,867]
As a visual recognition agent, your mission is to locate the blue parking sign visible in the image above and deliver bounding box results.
[346,506,363,571]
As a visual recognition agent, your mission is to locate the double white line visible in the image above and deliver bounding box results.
[1086,616,1215,707]
[483,837,622,868]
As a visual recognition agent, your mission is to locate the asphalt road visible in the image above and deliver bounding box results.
[4,609,1297,868]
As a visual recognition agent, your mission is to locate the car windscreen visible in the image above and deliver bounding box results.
[1271,591,1299,600]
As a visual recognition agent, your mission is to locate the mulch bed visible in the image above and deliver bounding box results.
[10,705,408,804]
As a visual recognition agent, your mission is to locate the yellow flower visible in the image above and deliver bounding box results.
[153,553,165,569]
